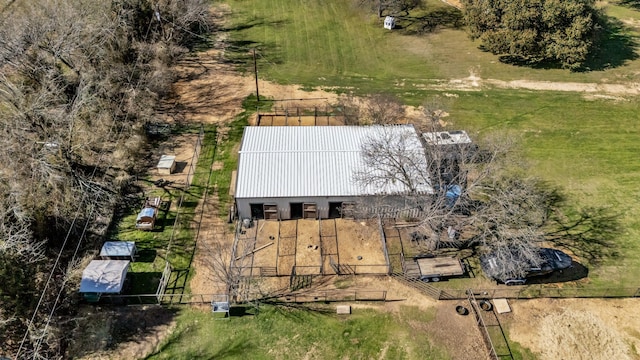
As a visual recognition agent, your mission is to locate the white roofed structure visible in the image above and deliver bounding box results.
[79,260,130,298]
[422,130,472,146]
[234,125,433,220]
[100,241,137,261]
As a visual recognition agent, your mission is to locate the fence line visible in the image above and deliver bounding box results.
[184,124,204,190]
[444,286,640,300]
[468,291,501,360]
[278,290,388,303]
[378,216,391,275]
[99,290,387,305]
[157,124,206,301]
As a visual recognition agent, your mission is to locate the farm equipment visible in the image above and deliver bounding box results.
[409,255,465,282]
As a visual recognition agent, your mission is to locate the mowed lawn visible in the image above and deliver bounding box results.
[146,306,448,360]
[225,0,640,87]
[223,0,640,286]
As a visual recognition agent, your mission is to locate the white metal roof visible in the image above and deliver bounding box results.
[100,241,136,257]
[79,260,130,294]
[422,130,472,146]
[156,155,176,169]
[235,125,433,198]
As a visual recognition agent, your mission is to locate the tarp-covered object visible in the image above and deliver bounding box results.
[79,260,130,294]
[100,241,136,260]
[137,207,156,220]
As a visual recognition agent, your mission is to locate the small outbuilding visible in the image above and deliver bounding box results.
[100,241,137,261]
[79,260,130,302]
[384,16,396,30]
[156,155,177,175]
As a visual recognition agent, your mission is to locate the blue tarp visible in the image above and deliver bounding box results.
[445,185,461,208]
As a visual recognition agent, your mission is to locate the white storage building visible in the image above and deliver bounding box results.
[234,125,433,220]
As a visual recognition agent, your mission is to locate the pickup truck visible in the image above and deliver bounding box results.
[480,247,573,285]
[408,255,465,282]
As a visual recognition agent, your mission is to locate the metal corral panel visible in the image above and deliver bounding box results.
[236,126,433,198]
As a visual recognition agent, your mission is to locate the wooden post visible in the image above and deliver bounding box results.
[253,48,260,103]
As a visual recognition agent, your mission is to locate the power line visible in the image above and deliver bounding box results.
[15,10,157,360]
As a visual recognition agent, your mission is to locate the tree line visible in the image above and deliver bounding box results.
[0,0,211,358]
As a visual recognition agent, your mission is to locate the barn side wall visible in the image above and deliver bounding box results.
[235,195,428,220]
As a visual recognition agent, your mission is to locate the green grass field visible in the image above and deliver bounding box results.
[222,0,640,284]
[145,305,448,360]
[225,0,640,90]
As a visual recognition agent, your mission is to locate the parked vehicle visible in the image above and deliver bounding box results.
[480,247,573,285]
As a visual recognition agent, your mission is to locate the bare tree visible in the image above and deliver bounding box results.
[354,125,431,194]
[363,93,405,125]
[334,93,405,125]
[352,124,557,279]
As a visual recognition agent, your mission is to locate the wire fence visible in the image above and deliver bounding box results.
[256,106,350,126]
[447,286,640,300]
[277,290,388,303]
[184,124,204,189]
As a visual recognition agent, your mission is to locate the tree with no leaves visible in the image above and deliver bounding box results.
[352,124,561,280]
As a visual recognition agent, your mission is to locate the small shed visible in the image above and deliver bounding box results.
[156,155,176,175]
[384,16,395,30]
[135,197,161,230]
[79,260,130,302]
[100,241,137,261]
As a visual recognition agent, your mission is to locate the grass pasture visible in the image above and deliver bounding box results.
[145,305,448,360]
[225,0,640,92]
[221,0,640,286]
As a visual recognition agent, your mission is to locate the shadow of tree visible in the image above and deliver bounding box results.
[618,0,640,10]
[581,15,639,71]
[496,15,638,71]
[395,7,464,34]
[546,206,622,265]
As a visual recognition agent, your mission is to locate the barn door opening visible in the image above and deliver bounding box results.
[250,203,264,219]
[290,203,303,219]
[328,202,342,218]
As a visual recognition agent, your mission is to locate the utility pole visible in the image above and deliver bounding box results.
[253,48,260,103]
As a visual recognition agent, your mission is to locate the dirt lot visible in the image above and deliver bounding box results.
[504,298,640,359]
[249,219,388,276]
[258,114,345,126]
[249,220,278,269]
[144,133,200,190]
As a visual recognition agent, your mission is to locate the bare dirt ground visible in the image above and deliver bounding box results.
[335,219,387,272]
[505,298,640,360]
[142,133,200,192]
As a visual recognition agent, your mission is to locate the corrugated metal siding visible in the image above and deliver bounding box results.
[236,126,432,198]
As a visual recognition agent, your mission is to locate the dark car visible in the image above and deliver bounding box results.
[480,248,573,286]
